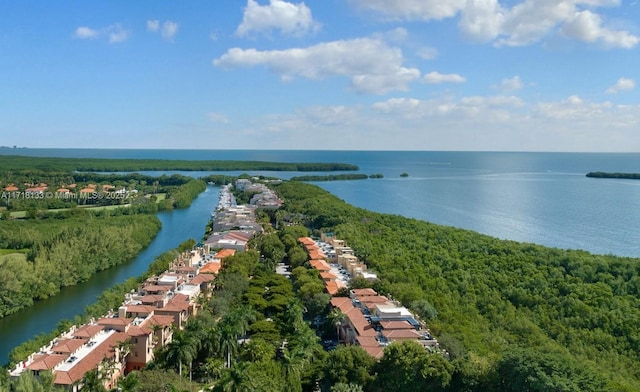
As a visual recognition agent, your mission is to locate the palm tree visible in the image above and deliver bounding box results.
[217,361,255,392]
[149,323,165,348]
[81,369,107,392]
[218,323,239,369]
[117,372,139,392]
[226,305,256,339]
[114,338,134,364]
[283,298,305,333]
[214,305,257,368]
[281,346,306,392]
[164,331,197,379]
[328,308,346,342]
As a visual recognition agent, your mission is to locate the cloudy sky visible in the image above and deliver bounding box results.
[2,0,639,151]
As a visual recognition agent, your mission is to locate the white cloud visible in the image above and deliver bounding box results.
[350,0,466,21]
[534,95,614,120]
[73,24,128,44]
[423,71,466,84]
[147,20,160,32]
[463,0,639,48]
[161,21,179,40]
[372,95,523,120]
[372,27,409,44]
[417,46,439,60]
[207,112,230,124]
[210,95,640,151]
[493,76,523,92]
[353,0,638,49]
[562,10,640,48]
[147,20,179,41]
[236,0,320,37]
[74,26,99,40]
[459,0,504,42]
[606,77,636,94]
[213,38,421,94]
[106,24,128,43]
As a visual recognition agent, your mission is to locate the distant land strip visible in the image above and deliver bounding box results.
[289,173,383,181]
[586,172,640,180]
[0,155,359,172]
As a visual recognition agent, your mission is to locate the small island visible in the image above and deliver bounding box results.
[400,172,409,177]
[586,172,640,180]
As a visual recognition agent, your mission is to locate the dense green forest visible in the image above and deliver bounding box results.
[0,155,358,172]
[586,172,640,179]
[273,181,640,391]
[0,212,161,318]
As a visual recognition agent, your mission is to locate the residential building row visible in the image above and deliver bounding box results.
[299,235,439,359]
[8,245,235,391]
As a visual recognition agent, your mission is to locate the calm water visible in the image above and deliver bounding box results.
[1,149,639,363]
[0,185,219,364]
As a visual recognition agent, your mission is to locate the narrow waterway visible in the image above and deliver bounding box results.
[0,185,219,365]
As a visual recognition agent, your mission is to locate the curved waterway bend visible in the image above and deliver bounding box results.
[0,185,219,365]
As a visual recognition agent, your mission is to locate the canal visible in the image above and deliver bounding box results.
[0,185,219,365]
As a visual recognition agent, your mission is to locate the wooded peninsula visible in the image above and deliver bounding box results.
[0,155,358,172]
[586,172,640,179]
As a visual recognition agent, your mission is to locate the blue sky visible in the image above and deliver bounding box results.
[1,0,639,151]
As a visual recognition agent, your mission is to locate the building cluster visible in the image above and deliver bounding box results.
[298,235,377,295]
[299,235,439,359]
[204,179,282,252]
[8,246,237,391]
[234,178,283,209]
[8,179,279,391]
[330,289,438,359]
[2,182,133,198]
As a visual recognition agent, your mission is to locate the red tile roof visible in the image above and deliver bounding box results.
[325,281,340,295]
[190,273,215,285]
[98,317,132,327]
[320,271,338,280]
[351,288,378,297]
[124,305,155,315]
[199,262,221,274]
[356,336,385,359]
[73,325,104,339]
[380,321,415,330]
[54,331,128,385]
[126,325,151,337]
[298,237,315,246]
[382,329,422,340]
[27,354,68,371]
[360,344,384,359]
[215,248,236,259]
[52,339,88,354]
[330,297,353,312]
[147,315,175,328]
[310,259,331,271]
[142,285,171,293]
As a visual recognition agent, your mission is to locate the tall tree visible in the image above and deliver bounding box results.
[375,340,453,392]
[164,331,197,378]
